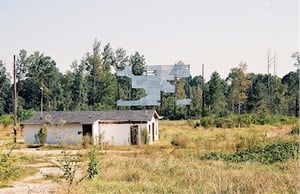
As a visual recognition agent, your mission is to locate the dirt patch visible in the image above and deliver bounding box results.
[0,150,65,194]
[0,168,59,194]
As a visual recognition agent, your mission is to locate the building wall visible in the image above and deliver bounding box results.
[146,117,159,144]
[99,123,147,145]
[24,123,83,145]
[24,117,159,146]
[154,117,159,141]
[92,120,100,145]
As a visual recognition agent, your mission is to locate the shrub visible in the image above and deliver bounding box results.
[279,116,298,125]
[290,126,299,135]
[200,151,227,160]
[260,140,299,164]
[56,147,79,186]
[237,114,253,127]
[0,114,13,127]
[0,154,19,180]
[257,113,274,125]
[0,147,19,181]
[215,117,234,128]
[200,116,215,128]
[82,135,92,149]
[171,135,190,148]
[17,108,35,122]
[37,125,48,146]
[87,147,99,179]
[200,114,298,128]
[140,128,149,145]
[201,140,299,164]
[193,121,200,128]
[235,134,263,152]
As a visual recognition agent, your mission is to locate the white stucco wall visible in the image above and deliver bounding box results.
[146,117,159,144]
[99,123,147,145]
[154,118,159,141]
[24,123,83,145]
[24,117,159,146]
[92,120,100,145]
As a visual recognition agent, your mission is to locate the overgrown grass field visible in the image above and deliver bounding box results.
[72,120,299,194]
[0,119,299,193]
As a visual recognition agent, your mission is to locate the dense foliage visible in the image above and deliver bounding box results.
[0,147,19,181]
[197,114,298,128]
[0,40,299,119]
[201,140,299,164]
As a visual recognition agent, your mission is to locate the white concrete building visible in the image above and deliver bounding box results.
[21,110,160,145]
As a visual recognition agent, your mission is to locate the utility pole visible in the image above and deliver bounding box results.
[186,77,190,117]
[116,76,120,110]
[40,87,43,119]
[174,76,177,114]
[160,91,163,113]
[13,55,17,143]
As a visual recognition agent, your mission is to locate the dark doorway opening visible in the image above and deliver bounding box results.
[152,123,155,142]
[130,125,139,145]
[82,124,92,137]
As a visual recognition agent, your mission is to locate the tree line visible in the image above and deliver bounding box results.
[0,40,299,120]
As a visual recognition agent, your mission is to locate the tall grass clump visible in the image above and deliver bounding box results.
[171,134,191,148]
[82,135,92,149]
[0,114,13,128]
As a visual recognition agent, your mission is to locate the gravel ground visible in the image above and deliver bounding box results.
[0,148,77,194]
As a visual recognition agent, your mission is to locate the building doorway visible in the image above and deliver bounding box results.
[152,123,155,142]
[82,124,92,137]
[130,125,139,145]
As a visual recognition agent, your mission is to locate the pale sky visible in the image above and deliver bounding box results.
[0,0,298,79]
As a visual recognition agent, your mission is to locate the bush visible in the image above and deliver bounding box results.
[237,114,254,127]
[201,140,299,164]
[200,151,227,160]
[141,128,149,145]
[215,117,234,128]
[56,147,79,186]
[290,126,299,135]
[258,140,299,164]
[82,135,92,149]
[37,125,48,146]
[87,147,99,179]
[200,114,298,128]
[193,121,200,128]
[18,108,35,122]
[200,116,215,128]
[0,114,13,127]
[279,116,298,125]
[171,135,190,148]
[0,147,19,181]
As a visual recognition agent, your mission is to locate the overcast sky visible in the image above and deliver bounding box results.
[0,0,298,79]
